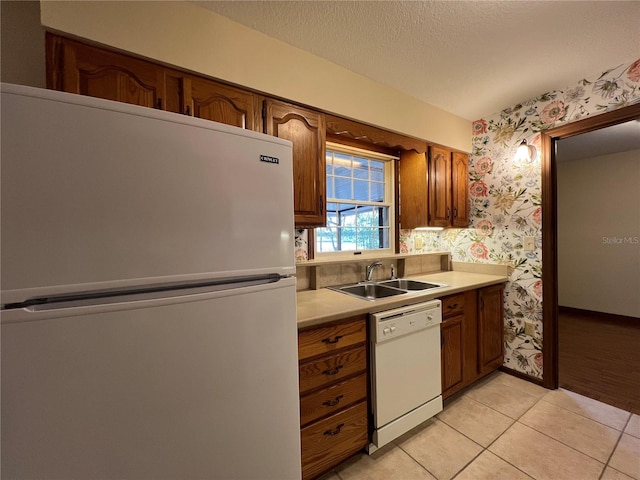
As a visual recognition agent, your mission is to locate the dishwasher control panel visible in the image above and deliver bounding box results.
[371,300,442,343]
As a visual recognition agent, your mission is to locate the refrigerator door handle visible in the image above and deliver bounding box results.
[1,276,296,325]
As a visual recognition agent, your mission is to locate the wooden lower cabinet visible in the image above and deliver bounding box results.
[300,374,367,427]
[299,347,367,393]
[440,285,504,399]
[441,314,464,393]
[300,402,368,480]
[478,284,505,376]
[298,316,368,480]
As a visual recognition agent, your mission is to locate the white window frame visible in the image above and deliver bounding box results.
[315,142,396,259]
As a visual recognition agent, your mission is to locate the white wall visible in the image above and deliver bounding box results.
[1,1,45,87]
[35,1,470,152]
[557,149,640,318]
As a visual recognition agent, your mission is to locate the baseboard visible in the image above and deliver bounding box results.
[499,366,544,386]
[559,306,639,323]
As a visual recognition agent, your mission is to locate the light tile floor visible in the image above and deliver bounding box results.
[319,371,640,480]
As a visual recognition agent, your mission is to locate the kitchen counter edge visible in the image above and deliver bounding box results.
[296,270,508,329]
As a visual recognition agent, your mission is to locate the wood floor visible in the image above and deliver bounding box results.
[559,306,640,414]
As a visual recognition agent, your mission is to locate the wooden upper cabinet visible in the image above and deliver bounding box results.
[428,146,470,228]
[451,152,470,227]
[180,74,260,130]
[47,34,163,110]
[398,150,428,229]
[263,99,326,227]
[46,34,259,130]
[428,146,453,227]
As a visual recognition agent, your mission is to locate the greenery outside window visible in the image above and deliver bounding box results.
[316,143,396,256]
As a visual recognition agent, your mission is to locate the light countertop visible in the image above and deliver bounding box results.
[296,270,508,329]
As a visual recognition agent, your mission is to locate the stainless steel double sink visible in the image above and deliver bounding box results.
[330,278,447,301]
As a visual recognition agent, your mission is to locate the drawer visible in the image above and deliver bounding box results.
[298,317,366,362]
[441,293,465,318]
[299,346,367,395]
[301,401,368,480]
[300,373,367,427]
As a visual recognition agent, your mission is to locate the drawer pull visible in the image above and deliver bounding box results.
[447,303,459,310]
[322,395,344,407]
[323,423,344,436]
[321,335,343,344]
[322,365,344,376]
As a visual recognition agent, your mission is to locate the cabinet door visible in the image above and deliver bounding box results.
[451,152,470,227]
[264,100,326,226]
[181,75,259,130]
[478,284,504,375]
[428,146,452,227]
[398,150,428,229]
[441,315,464,397]
[47,34,164,110]
[300,401,368,480]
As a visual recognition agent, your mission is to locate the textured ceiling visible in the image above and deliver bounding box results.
[194,0,640,121]
[556,120,640,162]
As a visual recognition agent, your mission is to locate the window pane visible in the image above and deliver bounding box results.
[353,180,369,201]
[326,176,334,198]
[334,177,351,200]
[353,158,369,179]
[341,227,357,251]
[355,228,372,250]
[333,153,352,177]
[370,161,384,182]
[316,227,338,252]
[370,181,384,202]
[355,205,376,227]
[380,226,390,248]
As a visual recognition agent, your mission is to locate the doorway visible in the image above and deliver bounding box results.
[540,103,640,404]
[555,122,640,413]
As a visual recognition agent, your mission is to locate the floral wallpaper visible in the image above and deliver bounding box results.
[294,229,309,262]
[297,57,640,379]
[402,57,640,378]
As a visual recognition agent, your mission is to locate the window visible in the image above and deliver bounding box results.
[316,143,395,256]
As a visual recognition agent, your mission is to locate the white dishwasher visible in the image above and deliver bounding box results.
[369,300,443,453]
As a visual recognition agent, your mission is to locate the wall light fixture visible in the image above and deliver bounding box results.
[515,139,538,163]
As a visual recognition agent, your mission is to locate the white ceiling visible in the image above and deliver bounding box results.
[194,0,640,121]
[556,120,640,162]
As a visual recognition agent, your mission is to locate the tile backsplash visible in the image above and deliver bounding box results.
[295,252,449,291]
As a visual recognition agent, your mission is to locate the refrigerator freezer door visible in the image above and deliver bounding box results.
[1,84,295,300]
[1,277,301,480]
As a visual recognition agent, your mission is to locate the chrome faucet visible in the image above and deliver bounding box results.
[366,261,383,282]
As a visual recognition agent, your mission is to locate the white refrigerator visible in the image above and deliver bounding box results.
[1,83,302,479]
